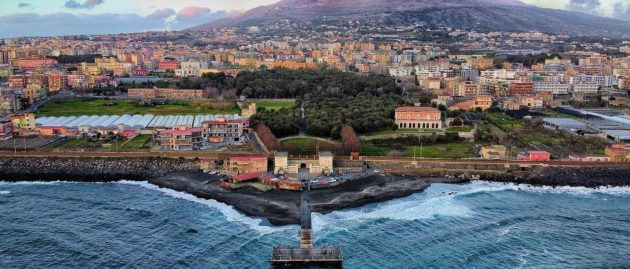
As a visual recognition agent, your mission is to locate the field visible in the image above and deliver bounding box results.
[248,100,296,111]
[404,143,477,159]
[360,142,478,158]
[486,113,523,130]
[120,134,152,150]
[279,137,341,155]
[446,126,474,133]
[37,98,241,116]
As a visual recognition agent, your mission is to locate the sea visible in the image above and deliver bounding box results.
[1,180,630,269]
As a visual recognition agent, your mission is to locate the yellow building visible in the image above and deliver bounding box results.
[10,113,36,133]
[24,84,46,104]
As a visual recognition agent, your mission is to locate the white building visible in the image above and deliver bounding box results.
[572,83,599,94]
[175,61,209,77]
[534,81,570,95]
[388,66,415,77]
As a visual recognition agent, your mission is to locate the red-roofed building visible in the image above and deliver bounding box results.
[154,126,202,151]
[395,106,442,129]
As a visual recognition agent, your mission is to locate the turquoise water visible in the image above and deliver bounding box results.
[1,180,630,268]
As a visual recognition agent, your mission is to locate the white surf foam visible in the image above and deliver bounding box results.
[0,190,10,195]
[0,181,62,185]
[466,181,630,196]
[116,180,295,234]
[311,186,474,231]
[311,180,630,231]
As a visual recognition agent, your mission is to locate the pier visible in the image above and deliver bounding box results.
[271,185,343,268]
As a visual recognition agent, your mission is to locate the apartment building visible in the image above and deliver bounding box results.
[201,117,249,143]
[154,126,203,151]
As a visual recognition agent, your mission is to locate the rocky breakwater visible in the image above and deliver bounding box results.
[478,166,630,187]
[0,157,199,182]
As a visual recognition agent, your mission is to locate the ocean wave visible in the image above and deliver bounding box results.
[312,186,473,231]
[116,180,295,234]
[0,190,10,195]
[466,181,630,196]
[0,181,62,185]
[312,180,630,231]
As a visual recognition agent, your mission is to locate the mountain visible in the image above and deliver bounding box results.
[193,0,630,37]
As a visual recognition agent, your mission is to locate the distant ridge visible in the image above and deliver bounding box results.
[193,0,630,37]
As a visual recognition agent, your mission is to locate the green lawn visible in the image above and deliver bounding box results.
[38,98,241,116]
[404,143,477,159]
[249,100,296,111]
[121,134,152,150]
[360,143,389,156]
[55,137,91,149]
[446,126,474,133]
[486,113,523,130]
[362,129,397,137]
[279,137,340,154]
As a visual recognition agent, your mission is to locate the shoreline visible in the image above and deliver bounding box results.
[1,157,630,225]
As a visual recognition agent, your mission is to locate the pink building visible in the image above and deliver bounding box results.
[518,151,551,162]
[17,58,58,71]
[0,120,13,140]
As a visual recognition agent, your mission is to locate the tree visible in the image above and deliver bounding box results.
[340,125,361,153]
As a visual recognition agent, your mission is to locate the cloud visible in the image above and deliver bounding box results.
[65,0,104,10]
[169,6,226,27]
[18,3,30,8]
[0,9,226,38]
[613,1,630,21]
[565,0,602,15]
[147,8,176,19]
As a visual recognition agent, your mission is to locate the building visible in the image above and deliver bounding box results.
[534,81,570,95]
[224,155,268,175]
[0,120,13,140]
[572,83,599,94]
[9,113,36,135]
[158,61,181,71]
[518,96,544,108]
[0,93,21,113]
[127,88,206,100]
[518,150,551,161]
[8,75,27,88]
[449,96,492,111]
[479,145,507,159]
[175,61,209,77]
[17,58,57,71]
[510,82,534,96]
[273,151,334,175]
[23,84,46,104]
[568,154,609,162]
[154,126,202,151]
[201,116,249,143]
[395,106,442,129]
[605,144,630,162]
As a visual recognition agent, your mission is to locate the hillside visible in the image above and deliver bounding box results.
[193,0,630,37]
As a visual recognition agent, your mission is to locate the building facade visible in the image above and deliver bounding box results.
[395,106,442,129]
[201,117,249,143]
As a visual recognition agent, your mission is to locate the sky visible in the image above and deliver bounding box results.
[0,0,629,38]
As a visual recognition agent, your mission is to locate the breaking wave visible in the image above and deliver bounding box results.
[116,180,295,234]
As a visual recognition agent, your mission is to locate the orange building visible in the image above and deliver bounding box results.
[510,82,534,96]
[605,144,630,162]
[395,107,442,129]
[17,58,57,71]
[158,61,181,71]
[226,155,268,175]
